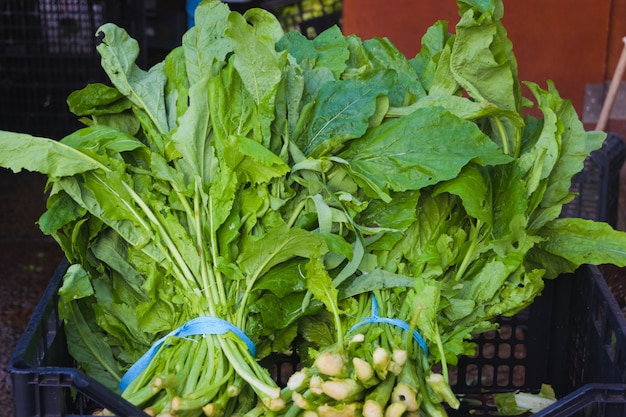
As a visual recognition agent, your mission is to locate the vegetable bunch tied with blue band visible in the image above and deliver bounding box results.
[3,0,626,416]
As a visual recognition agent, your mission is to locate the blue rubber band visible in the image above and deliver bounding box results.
[119,316,256,392]
[348,296,429,356]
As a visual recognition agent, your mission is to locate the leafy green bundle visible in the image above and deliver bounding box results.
[2,0,626,416]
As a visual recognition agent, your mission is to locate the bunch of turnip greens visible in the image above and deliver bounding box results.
[2,0,626,416]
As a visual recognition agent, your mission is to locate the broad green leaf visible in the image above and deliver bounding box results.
[254,259,308,298]
[182,0,232,84]
[410,20,451,93]
[450,4,521,155]
[451,8,517,110]
[93,113,141,136]
[243,7,285,44]
[338,269,414,299]
[57,173,158,255]
[250,293,306,334]
[433,164,492,226]
[61,125,146,155]
[67,83,131,116]
[357,190,419,231]
[456,253,523,304]
[282,55,306,139]
[208,59,256,147]
[363,37,426,106]
[233,134,290,184]
[409,279,440,344]
[388,94,523,125]
[59,263,95,300]
[170,76,214,183]
[298,71,395,157]
[312,26,350,79]
[536,218,626,269]
[238,226,328,282]
[59,265,121,389]
[306,256,341,330]
[39,191,87,235]
[0,131,106,176]
[163,46,190,127]
[229,12,282,145]
[60,299,122,390]
[429,42,460,96]
[526,82,606,211]
[276,30,318,68]
[340,106,510,194]
[490,162,530,247]
[97,24,169,135]
[276,26,349,80]
[457,0,504,18]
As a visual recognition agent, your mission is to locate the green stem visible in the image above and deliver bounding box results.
[208,193,228,307]
[218,337,281,401]
[195,184,219,315]
[121,181,199,289]
[433,320,449,384]
[493,116,510,156]
[452,219,483,282]
[286,200,306,228]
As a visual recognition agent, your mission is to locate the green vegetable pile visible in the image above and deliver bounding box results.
[2,0,626,416]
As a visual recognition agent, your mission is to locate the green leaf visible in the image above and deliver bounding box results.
[238,226,328,282]
[0,131,106,176]
[67,83,131,116]
[182,0,232,84]
[338,269,414,299]
[170,75,215,183]
[306,256,341,333]
[298,71,395,157]
[229,11,282,145]
[388,94,523,124]
[39,191,87,235]
[97,23,169,135]
[58,264,121,390]
[457,0,504,18]
[410,20,452,93]
[451,7,517,110]
[449,3,521,154]
[536,218,626,269]
[363,37,426,105]
[233,134,290,184]
[163,46,190,127]
[254,259,309,298]
[526,82,606,212]
[242,7,285,44]
[61,125,146,155]
[433,164,492,226]
[357,190,419,231]
[312,26,349,79]
[341,106,510,194]
[59,263,95,300]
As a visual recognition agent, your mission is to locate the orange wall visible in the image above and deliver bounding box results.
[342,0,622,118]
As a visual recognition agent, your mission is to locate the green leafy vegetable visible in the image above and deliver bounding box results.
[2,0,626,416]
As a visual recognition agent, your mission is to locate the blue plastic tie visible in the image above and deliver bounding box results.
[348,296,429,356]
[119,316,255,392]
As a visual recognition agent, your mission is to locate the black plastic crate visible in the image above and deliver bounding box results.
[561,133,626,228]
[0,0,145,140]
[450,264,626,416]
[9,261,626,417]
